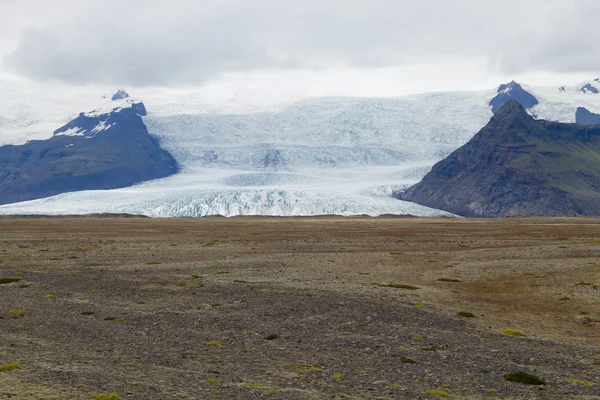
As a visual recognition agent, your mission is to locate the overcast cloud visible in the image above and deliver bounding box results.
[1,0,599,87]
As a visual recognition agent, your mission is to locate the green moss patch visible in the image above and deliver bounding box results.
[457,311,476,318]
[91,393,121,400]
[0,362,22,371]
[426,388,451,397]
[566,378,595,387]
[377,283,420,290]
[504,371,546,385]
[501,328,525,337]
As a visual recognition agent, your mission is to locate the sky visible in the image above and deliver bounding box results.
[0,0,599,98]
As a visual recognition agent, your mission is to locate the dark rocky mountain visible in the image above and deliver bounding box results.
[0,101,178,205]
[400,100,600,217]
[489,81,539,114]
[575,107,600,125]
[580,82,599,94]
[111,89,130,101]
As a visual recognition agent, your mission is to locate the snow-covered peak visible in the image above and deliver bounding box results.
[497,80,519,94]
[53,98,147,138]
[580,81,599,94]
[557,78,600,94]
[83,97,146,118]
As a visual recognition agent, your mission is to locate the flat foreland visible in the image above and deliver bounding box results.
[0,217,599,399]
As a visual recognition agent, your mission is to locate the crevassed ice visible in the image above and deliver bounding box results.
[2,81,600,216]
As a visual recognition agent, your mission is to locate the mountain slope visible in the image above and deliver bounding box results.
[575,106,600,125]
[400,100,600,217]
[0,100,178,205]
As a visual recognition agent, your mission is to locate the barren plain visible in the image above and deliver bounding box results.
[0,217,599,399]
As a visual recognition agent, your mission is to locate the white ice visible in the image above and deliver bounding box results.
[1,78,599,217]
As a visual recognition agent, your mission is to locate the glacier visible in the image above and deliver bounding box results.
[1,79,600,217]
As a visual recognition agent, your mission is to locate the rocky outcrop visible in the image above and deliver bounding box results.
[580,83,599,94]
[489,81,539,114]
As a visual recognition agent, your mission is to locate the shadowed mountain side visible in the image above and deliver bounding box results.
[0,104,178,205]
[400,100,600,217]
[489,81,539,114]
[575,106,600,125]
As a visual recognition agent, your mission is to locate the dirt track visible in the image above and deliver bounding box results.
[0,217,599,399]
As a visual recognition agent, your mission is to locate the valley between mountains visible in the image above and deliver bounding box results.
[2,78,600,217]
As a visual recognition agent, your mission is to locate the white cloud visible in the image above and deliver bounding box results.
[1,0,599,88]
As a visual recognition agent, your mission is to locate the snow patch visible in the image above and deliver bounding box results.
[56,127,84,137]
[90,120,115,134]
[84,98,140,118]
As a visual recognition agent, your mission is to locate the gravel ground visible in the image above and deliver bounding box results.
[0,217,599,399]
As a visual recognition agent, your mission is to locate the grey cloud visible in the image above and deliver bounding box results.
[3,0,600,86]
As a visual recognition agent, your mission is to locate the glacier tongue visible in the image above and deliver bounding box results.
[0,186,455,218]
[0,163,449,217]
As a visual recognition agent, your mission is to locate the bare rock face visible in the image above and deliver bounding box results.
[400,101,600,217]
[575,107,600,125]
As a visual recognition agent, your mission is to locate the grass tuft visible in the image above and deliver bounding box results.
[377,283,420,290]
[426,388,451,397]
[401,358,417,364]
[206,377,220,386]
[438,278,462,283]
[206,340,222,347]
[504,371,546,385]
[91,393,120,400]
[265,333,280,340]
[566,378,595,387]
[331,373,343,381]
[457,311,476,318]
[9,309,27,316]
[0,362,22,372]
[0,278,20,285]
[501,328,525,337]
